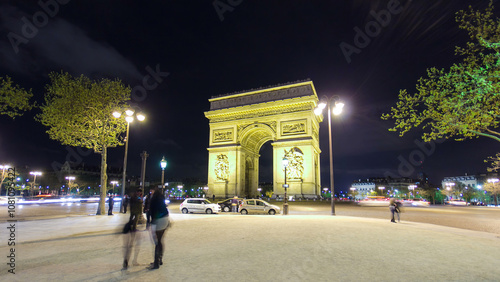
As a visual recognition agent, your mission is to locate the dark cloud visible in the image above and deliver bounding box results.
[0,4,141,81]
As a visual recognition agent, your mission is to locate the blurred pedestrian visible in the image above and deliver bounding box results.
[144,190,152,229]
[389,198,398,223]
[123,194,129,213]
[212,194,215,202]
[148,187,170,270]
[108,195,114,215]
[231,196,238,212]
[395,200,402,222]
[123,189,143,270]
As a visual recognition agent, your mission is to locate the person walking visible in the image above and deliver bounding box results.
[108,195,114,215]
[395,200,402,222]
[123,189,144,270]
[144,191,152,229]
[231,196,239,212]
[123,194,129,213]
[148,187,170,270]
[389,198,398,223]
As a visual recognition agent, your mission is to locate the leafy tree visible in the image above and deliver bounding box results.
[38,72,130,215]
[0,76,33,118]
[483,181,500,206]
[462,185,476,204]
[486,153,500,171]
[417,184,439,204]
[382,2,500,144]
[452,182,467,200]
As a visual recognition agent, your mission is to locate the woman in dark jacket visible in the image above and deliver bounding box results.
[148,188,169,269]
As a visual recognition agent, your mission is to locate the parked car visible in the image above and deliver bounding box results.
[239,199,280,215]
[217,198,243,212]
[179,198,221,214]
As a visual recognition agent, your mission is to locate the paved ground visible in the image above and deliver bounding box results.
[4,200,500,235]
[1,213,499,281]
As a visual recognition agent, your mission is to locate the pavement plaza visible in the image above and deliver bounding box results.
[1,213,500,281]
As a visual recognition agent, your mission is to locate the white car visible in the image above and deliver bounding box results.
[239,199,281,215]
[447,200,468,206]
[179,198,220,214]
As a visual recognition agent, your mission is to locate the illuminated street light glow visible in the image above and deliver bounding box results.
[137,113,146,121]
[282,156,289,215]
[114,108,146,213]
[29,171,42,196]
[487,178,499,183]
[314,95,345,216]
[65,176,75,195]
[160,157,167,195]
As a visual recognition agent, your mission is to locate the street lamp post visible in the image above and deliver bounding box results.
[160,157,167,195]
[444,182,455,201]
[65,176,75,196]
[315,95,345,216]
[408,185,417,199]
[282,156,289,215]
[379,186,385,196]
[113,109,145,213]
[350,187,356,201]
[110,181,119,195]
[29,171,42,196]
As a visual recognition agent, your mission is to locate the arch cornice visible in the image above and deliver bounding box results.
[205,98,317,123]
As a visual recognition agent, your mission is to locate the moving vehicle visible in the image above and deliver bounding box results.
[179,198,221,214]
[410,199,430,207]
[357,196,390,207]
[239,199,280,215]
[446,199,468,206]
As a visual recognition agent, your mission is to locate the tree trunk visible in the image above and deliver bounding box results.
[96,146,108,215]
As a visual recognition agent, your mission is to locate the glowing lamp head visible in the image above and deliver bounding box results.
[282,156,289,167]
[136,113,146,121]
[332,102,344,116]
[160,157,167,169]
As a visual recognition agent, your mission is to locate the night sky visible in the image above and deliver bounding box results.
[0,0,498,192]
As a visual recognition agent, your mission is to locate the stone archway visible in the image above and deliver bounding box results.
[205,80,324,199]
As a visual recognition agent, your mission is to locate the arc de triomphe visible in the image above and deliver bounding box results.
[204,80,324,199]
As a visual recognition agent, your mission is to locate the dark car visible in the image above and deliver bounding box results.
[218,198,242,212]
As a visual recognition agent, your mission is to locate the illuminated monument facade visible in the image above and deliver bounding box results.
[205,80,324,198]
